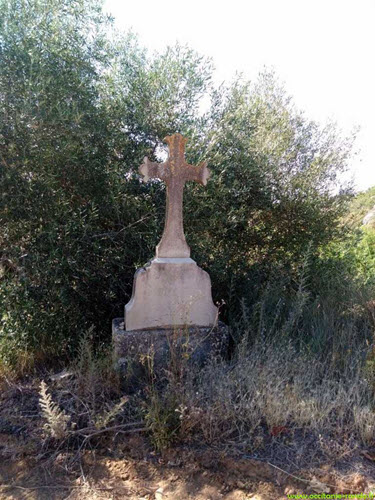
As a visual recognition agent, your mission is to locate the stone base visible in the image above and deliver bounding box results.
[124,258,218,331]
[112,318,229,374]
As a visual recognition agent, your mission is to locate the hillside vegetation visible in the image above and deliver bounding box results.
[345,185,375,228]
[0,1,375,485]
[1,0,368,366]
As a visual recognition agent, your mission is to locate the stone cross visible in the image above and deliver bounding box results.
[139,133,210,258]
[122,133,217,331]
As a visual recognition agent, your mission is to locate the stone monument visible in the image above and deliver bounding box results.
[113,133,227,367]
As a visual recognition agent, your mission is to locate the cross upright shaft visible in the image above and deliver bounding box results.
[139,134,210,258]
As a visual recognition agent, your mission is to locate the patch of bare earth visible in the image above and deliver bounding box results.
[1,381,375,500]
[1,445,375,500]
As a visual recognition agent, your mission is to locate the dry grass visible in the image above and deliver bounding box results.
[29,324,375,457]
[171,341,375,448]
[2,308,374,463]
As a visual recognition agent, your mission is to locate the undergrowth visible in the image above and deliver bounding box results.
[35,291,375,459]
[2,247,374,459]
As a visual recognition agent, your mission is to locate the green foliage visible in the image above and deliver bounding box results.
[344,186,375,228]
[317,226,375,290]
[355,228,375,280]
[144,390,181,451]
[236,248,374,360]
[0,0,369,368]
[183,74,355,310]
[0,0,210,363]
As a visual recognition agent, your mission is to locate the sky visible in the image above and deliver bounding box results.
[104,0,375,192]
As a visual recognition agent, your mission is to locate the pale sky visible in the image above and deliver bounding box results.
[104,0,375,192]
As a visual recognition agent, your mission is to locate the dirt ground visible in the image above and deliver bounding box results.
[1,443,375,500]
[1,380,375,499]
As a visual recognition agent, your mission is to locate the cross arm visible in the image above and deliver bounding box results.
[185,161,211,186]
[139,157,167,182]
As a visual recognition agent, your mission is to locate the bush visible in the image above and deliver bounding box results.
[0,0,366,369]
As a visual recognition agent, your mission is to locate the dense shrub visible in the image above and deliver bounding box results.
[0,0,371,368]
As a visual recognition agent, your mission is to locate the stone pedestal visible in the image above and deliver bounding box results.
[113,318,229,373]
[112,134,226,376]
[125,258,218,331]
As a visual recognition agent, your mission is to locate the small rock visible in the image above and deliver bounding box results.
[50,370,74,381]
[155,487,164,499]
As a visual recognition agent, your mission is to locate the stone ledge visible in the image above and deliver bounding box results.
[112,318,229,372]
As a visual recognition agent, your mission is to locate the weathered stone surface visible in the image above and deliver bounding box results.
[113,318,229,372]
[125,257,217,331]
[139,134,210,259]
[124,132,218,332]
[113,133,225,373]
